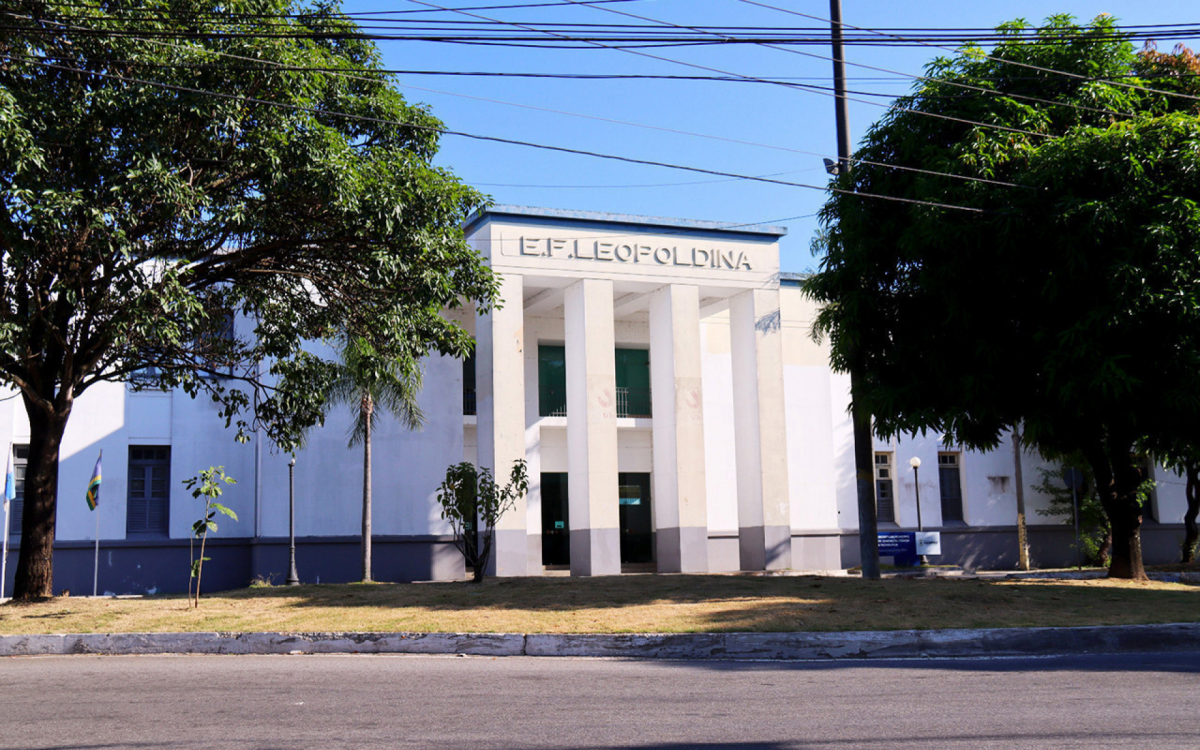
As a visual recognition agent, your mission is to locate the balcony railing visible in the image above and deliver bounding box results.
[537,387,652,418]
[541,389,567,418]
[616,386,652,419]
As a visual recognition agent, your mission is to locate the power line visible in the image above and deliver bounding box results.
[5,12,1031,190]
[35,2,1200,33]
[474,167,825,188]
[580,0,1140,123]
[0,52,990,215]
[401,0,1053,140]
[18,9,1200,46]
[739,0,1200,104]
[42,0,647,19]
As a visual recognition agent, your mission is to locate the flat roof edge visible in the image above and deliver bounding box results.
[464,204,789,238]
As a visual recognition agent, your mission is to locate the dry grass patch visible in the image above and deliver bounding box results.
[0,574,1195,635]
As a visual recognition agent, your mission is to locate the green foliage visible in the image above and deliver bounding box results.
[437,460,529,583]
[1034,462,1156,566]
[0,0,495,596]
[326,334,425,448]
[804,16,1200,577]
[183,466,237,607]
[1033,463,1109,565]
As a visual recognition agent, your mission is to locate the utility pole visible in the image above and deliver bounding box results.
[829,0,880,579]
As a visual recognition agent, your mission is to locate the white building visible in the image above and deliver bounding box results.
[2,206,1192,594]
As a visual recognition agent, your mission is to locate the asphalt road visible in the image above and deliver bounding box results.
[1,652,1197,749]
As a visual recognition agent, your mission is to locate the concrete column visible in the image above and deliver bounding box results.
[523,333,543,573]
[564,278,621,576]
[729,288,792,571]
[476,273,533,576]
[649,284,708,573]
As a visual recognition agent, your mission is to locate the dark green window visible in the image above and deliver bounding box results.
[538,345,567,417]
[463,353,476,416]
[614,348,651,418]
[538,346,652,418]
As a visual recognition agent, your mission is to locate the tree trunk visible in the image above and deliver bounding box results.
[361,394,373,583]
[851,396,880,579]
[13,404,70,600]
[1013,429,1030,570]
[1183,464,1198,563]
[1097,531,1113,567]
[1086,438,1147,580]
[473,531,488,583]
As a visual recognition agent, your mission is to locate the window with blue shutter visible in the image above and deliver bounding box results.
[8,445,28,539]
[126,446,170,538]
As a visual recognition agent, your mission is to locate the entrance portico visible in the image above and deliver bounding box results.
[466,206,791,576]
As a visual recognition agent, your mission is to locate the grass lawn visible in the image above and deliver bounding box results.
[0,573,1196,635]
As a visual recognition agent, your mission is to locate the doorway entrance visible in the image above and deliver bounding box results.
[618,472,653,564]
[541,473,570,566]
[540,472,654,566]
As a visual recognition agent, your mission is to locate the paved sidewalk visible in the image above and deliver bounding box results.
[3,622,1198,660]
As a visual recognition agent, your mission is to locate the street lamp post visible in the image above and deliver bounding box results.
[910,457,928,566]
[286,458,300,586]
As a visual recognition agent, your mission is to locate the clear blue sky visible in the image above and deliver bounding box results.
[343,1,1200,272]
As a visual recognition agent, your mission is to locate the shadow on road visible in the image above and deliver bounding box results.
[646,650,1200,675]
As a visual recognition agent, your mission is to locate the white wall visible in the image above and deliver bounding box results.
[700,312,738,535]
[780,287,839,533]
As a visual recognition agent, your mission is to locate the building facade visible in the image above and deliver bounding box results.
[1,206,1192,594]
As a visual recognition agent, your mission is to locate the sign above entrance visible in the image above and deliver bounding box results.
[517,236,755,272]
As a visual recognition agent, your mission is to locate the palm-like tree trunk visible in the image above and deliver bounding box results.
[361,393,373,583]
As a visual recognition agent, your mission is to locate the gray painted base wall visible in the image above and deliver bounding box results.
[5,536,466,597]
[791,535,842,570]
[837,524,1192,571]
[569,527,621,576]
[656,526,709,573]
[708,536,740,573]
[15,523,1190,596]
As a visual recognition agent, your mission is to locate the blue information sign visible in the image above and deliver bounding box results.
[877,531,915,556]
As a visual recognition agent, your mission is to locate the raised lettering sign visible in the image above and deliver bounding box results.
[519,237,753,271]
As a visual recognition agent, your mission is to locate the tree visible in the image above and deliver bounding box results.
[0,1,496,598]
[436,460,528,583]
[325,334,424,583]
[805,16,1200,579]
[183,466,237,608]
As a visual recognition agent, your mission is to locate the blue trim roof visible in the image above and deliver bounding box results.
[464,205,788,241]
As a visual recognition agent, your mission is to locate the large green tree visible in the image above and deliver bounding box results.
[0,1,495,598]
[805,16,1200,579]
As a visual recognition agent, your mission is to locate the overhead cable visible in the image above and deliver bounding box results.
[0,52,991,214]
[6,12,1030,189]
[580,0,1140,122]
[738,0,1200,104]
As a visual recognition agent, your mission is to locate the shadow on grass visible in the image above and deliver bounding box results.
[203,574,1200,633]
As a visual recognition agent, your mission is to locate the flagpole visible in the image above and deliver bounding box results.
[1,499,9,601]
[2,444,12,601]
[89,448,102,598]
[93,505,99,597]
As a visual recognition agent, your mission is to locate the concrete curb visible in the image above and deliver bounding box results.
[2,623,1199,660]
